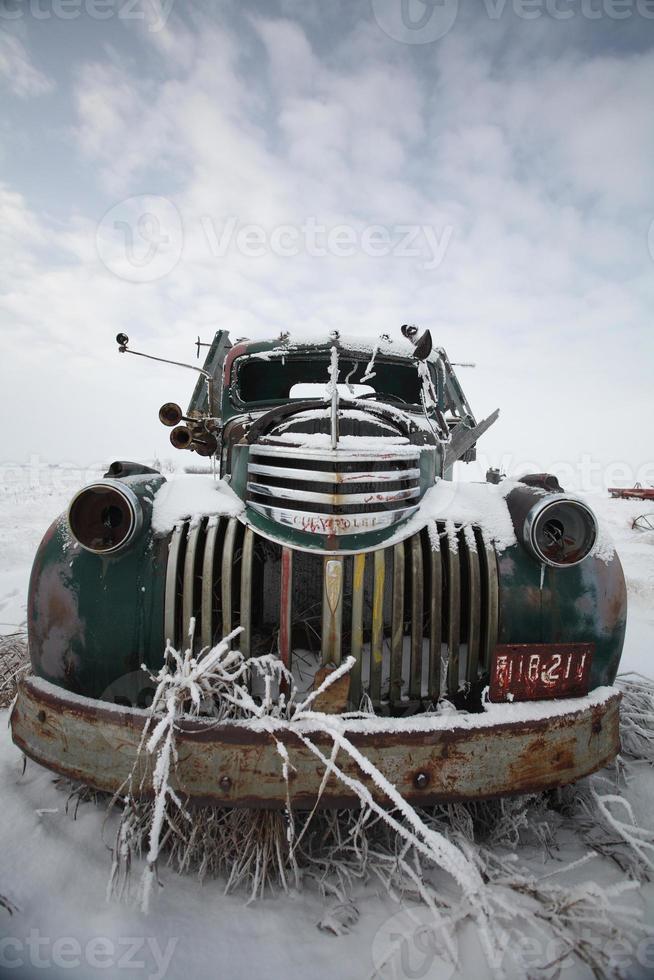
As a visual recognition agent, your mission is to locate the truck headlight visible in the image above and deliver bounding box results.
[68,481,143,555]
[524,496,597,568]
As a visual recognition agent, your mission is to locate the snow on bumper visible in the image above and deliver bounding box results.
[10,676,620,808]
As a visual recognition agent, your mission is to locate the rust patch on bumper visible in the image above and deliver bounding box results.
[10,675,621,809]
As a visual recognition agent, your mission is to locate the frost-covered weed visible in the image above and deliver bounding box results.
[104,636,654,977]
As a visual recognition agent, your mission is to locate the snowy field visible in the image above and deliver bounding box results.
[0,465,653,980]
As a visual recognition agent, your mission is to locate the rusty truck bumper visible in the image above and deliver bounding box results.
[10,675,620,808]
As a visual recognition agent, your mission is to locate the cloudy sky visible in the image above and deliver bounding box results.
[1,0,653,490]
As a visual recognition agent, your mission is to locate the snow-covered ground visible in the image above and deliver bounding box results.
[0,468,653,979]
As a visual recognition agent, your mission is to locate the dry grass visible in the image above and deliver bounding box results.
[0,630,28,709]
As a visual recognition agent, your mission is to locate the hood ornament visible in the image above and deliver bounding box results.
[329,345,339,450]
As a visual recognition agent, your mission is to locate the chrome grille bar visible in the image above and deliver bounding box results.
[248,441,422,540]
[250,444,420,463]
[247,482,420,506]
[248,463,420,484]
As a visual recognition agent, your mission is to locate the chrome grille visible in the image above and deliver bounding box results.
[247,442,422,534]
[164,518,499,713]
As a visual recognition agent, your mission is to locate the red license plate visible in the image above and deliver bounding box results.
[489,643,594,703]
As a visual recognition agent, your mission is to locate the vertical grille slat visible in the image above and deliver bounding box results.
[182,522,202,646]
[428,525,442,701]
[164,524,184,647]
[164,517,500,713]
[370,549,386,703]
[390,543,405,705]
[480,533,500,673]
[279,547,294,673]
[350,553,366,707]
[321,557,344,666]
[464,526,482,684]
[201,517,220,650]
[239,527,254,657]
[221,518,238,636]
[409,535,424,701]
[446,528,461,698]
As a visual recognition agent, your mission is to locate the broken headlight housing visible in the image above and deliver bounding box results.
[524,495,598,568]
[68,481,143,555]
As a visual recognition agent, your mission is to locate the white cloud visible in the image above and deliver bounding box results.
[1,9,653,485]
[0,33,53,98]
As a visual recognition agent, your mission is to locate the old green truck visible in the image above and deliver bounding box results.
[10,328,627,806]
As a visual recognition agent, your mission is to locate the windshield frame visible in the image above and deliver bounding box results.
[228,351,433,412]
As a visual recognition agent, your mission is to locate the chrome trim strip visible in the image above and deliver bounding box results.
[350,553,366,708]
[464,527,481,684]
[248,462,421,484]
[247,482,420,506]
[446,532,461,698]
[201,517,220,650]
[321,557,344,666]
[221,517,237,636]
[250,444,420,463]
[409,535,424,701]
[239,526,254,657]
[390,543,405,705]
[182,522,201,647]
[370,549,386,703]
[248,501,419,535]
[164,523,184,648]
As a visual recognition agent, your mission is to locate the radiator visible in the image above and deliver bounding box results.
[164,517,499,712]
